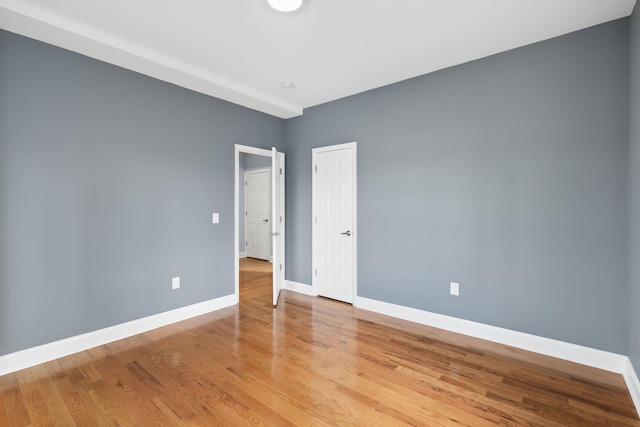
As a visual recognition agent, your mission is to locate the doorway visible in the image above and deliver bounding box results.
[234,144,285,306]
[312,142,357,304]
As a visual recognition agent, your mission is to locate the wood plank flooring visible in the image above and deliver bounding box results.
[1,257,639,425]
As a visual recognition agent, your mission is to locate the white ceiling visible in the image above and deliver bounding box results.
[0,0,636,118]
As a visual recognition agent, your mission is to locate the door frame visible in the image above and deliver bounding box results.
[244,168,272,261]
[235,144,282,302]
[311,141,358,303]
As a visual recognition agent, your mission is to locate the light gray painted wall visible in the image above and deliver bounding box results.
[0,30,284,355]
[238,153,271,254]
[629,5,640,371]
[245,154,272,170]
[284,19,630,353]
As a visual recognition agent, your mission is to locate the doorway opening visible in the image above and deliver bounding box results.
[234,144,285,306]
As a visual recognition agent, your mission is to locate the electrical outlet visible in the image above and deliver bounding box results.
[172,276,180,290]
[450,282,459,296]
[212,213,219,224]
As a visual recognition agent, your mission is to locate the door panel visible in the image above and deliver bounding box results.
[272,148,285,306]
[313,145,355,303]
[245,170,270,260]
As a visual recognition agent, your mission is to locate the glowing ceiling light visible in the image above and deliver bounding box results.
[267,0,303,12]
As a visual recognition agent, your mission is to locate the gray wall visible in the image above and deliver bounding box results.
[238,153,271,254]
[245,153,272,170]
[0,30,284,355]
[284,19,630,353]
[629,5,640,372]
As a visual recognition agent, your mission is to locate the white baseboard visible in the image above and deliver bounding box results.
[625,358,640,415]
[0,294,236,377]
[283,280,315,296]
[354,296,627,374]
[239,251,247,258]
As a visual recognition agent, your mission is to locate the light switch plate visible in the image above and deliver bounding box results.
[172,277,180,290]
[212,213,219,224]
[450,282,459,296]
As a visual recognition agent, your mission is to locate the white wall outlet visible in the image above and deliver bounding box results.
[450,282,459,296]
[172,276,180,290]
[212,213,219,224]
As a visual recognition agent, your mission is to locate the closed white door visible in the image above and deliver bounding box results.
[272,148,285,306]
[313,143,357,303]
[245,169,270,260]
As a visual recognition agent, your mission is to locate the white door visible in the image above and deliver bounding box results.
[245,169,270,260]
[271,148,285,306]
[312,143,357,303]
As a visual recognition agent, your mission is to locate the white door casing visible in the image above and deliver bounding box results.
[312,142,357,304]
[245,169,270,261]
[272,148,285,306]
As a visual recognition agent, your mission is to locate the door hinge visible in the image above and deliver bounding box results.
[245,241,248,246]
[315,268,318,276]
[314,165,317,172]
[314,217,317,224]
[280,168,283,175]
[280,264,282,271]
[280,216,283,223]
[245,181,247,186]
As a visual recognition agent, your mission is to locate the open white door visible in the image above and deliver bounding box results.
[271,147,285,306]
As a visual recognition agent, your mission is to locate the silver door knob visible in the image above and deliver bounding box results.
[341,230,351,236]
[263,219,269,223]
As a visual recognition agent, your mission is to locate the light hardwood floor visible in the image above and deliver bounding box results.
[1,257,639,426]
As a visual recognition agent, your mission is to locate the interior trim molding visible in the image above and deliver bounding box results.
[238,251,247,258]
[354,296,628,374]
[625,359,640,414]
[284,280,315,296]
[0,294,236,377]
